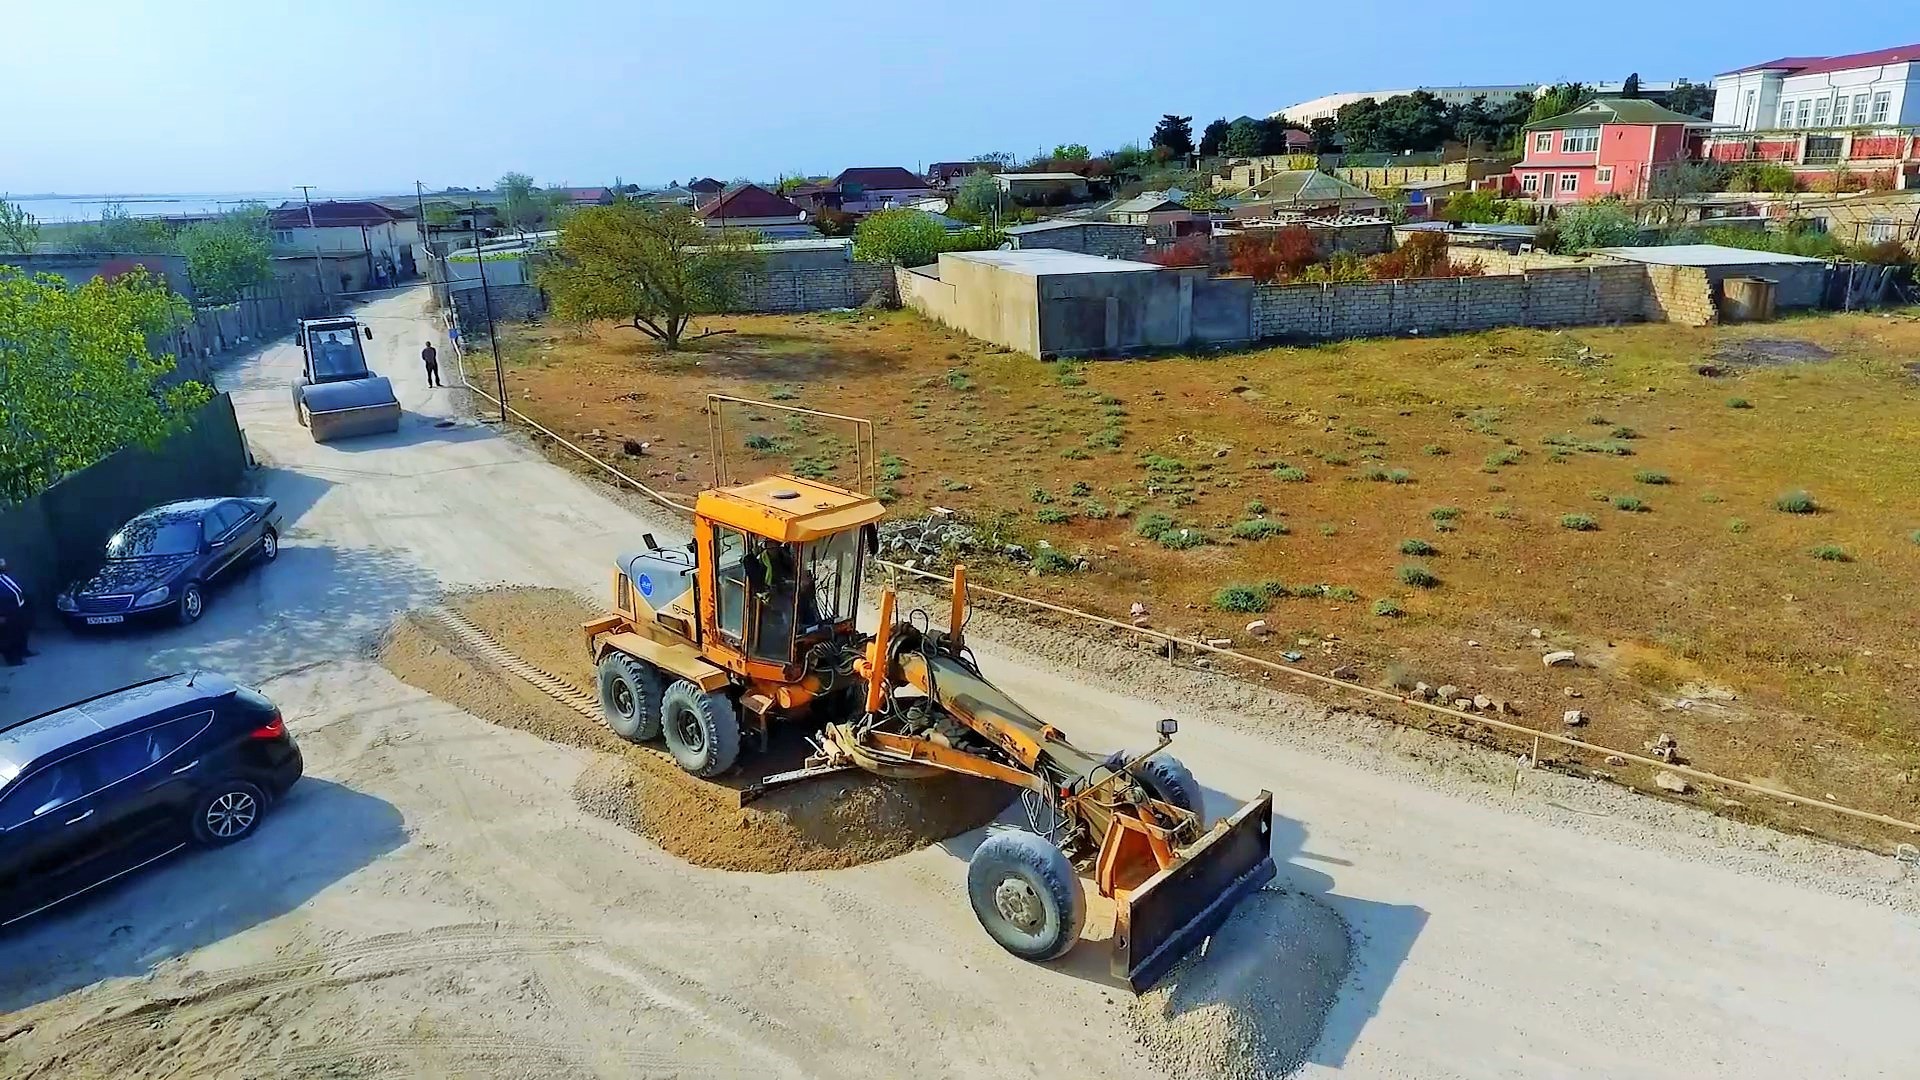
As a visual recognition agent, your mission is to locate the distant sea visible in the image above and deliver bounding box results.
[6,190,396,223]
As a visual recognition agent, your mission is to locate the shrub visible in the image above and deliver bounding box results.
[1775,490,1817,514]
[1032,548,1075,575]
[1362,467,1389,482]
[1560,513,1599,531]
[1158,527,1208,550]
[1135,511,1176,540]
[1319,523,1338,536]
[1230,518,1288,540]
[1429,506,1462,523]
[1029,487,1053,504]
[1245,499,1268,515]
[1144,236,1212,268]
[1809,544,1850,562]
[1326,586,1359,602]
[1387,468,1413,484]
[743,434,775,451]
[1070,480,1092,497]
[1491,505,1515,519]
[1727,397,1752,409]
[1397,564,1439,589]
[1212,585,1269,613]
[1035,508,1072,524]
[1227,226,1320,283]
[1483,447,1523,469]
[1609,425,1639,440]
[945,370,974,391]
[1372,598,1403,618]
[1051,360,1087,387]
[1320,453,1350,466]
[1422,444,1450,456]
[1273,465,1309,483]
[1911,529,1920,547]
[1369,231,1485,281]
[1141,454,1187,474]
[1082,501,1109,520]
[1552,199,1639,253]
[1399,538,1436,556]
[1060,447,1091,460]
[1611,495,1647,512]
[1729,518,1749,534]
[1634,470,1670,485]
[1257,579,1289,598]
[1086,428,1123,450]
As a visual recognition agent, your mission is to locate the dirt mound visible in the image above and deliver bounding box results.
[1715,338,1834,367]
[1127,888,1352,1080]
[377,588,1013,873]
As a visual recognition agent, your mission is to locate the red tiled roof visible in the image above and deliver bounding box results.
[268,200,406,228]
[1721,43,1920,77]
[695,184,804,221]
[834,167,928,191]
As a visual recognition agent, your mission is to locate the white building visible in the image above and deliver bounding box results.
[1713,43,1920,132]
[268,200,419,293]
[1274,81,1681,125]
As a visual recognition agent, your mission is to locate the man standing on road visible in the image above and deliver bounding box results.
[0,558,33,667]
[422,340,442,388]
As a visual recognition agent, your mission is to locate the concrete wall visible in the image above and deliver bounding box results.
[1009,224,1148,260]
[732,262,897,313]
[0,394,248,613]
[1252,265,1652,340]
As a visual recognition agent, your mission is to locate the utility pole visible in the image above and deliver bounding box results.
[467,207,507,424]
[296,185,329,308]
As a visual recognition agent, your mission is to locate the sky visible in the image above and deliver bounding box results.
[3,1,1915,196]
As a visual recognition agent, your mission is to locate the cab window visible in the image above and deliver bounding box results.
[712,526,748,643]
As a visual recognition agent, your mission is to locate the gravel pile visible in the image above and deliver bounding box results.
[1127,888,1352,1080]
[379,588,1013,874]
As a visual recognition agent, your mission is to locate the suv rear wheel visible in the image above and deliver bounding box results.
[191,780,267,847]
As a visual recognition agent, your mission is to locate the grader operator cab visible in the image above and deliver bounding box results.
[582,396,1275,991]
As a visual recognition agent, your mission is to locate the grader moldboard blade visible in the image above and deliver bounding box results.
[1114,790,1276,992]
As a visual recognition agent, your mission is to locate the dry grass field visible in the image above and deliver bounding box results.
[493,306,1920,848]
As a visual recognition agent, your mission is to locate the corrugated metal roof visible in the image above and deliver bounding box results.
[1109,193,1189,214]
[1241,170,1379,204]
[1596,244,1828,266]
[1525,99,1717,131]
[1720,43,1920,78]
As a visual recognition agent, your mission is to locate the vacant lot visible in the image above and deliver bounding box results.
[494,307,1920,848]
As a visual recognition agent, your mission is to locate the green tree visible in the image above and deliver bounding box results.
[0,199,39,254]
[1198,118,1230,158]
[1440,190,1500,224]
[1221,117,1265,158]
[1552,200,1639,253]
[950,170,1001,224]
[1106,143,1150,172]
[1529,83,1592,124]
[497,171,541,234]
[1621,72,1642,99]
[1665,80,1714,119]
[536,202,764,350]
[69,202,176,253]
[1150,114,1195,159]
[853,208,951,266]
[0,267,202,504]
[1051,143,1091,162]
[176,203,272,304]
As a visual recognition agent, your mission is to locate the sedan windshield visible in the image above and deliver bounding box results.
[106,519,201,559]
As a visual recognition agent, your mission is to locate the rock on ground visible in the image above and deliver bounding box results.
[1127,888,1353,1080]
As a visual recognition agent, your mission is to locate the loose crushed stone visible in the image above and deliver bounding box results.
[1127,888,1353,1080]
[377,586,1013,873]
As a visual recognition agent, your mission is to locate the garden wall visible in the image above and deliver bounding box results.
[1641,265,1719,327]
[1252,265,1652,340]
[731,262,898,313]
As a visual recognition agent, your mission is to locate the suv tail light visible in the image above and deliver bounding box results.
[249,713,286,740]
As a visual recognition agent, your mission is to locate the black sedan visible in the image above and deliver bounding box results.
[57,498,282,629]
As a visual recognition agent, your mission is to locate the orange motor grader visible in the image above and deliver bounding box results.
[581,396,1275,990]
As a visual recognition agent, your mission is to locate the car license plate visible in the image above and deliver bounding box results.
[85,615,125,625]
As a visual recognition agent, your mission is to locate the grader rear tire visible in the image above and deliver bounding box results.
[660,680,741,778]
[597,653,663,742]
[966,831,1086,962]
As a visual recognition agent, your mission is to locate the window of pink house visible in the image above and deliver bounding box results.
[1520,173,1539,193]
[1596,166,1614,185]
[1562,128,1600,153]
[1533,132,1552,154]
[1559,173,1579,193]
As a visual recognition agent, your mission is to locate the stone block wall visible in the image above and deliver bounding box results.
[1252,265,1654,340]
[1011,224,1148,260]
[732,261,898,312]
[1642,265,1718,327]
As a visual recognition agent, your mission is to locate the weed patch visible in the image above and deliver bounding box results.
[1775,490,1818,514]
[1560,513,1599,531]
[1397,564,1439,588]
[1399,538,1436,556]
[1230,518,1289,540]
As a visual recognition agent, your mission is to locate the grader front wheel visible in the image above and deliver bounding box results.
[597,653,663,743]
[660,680,742,778]
[966,831,1087,962]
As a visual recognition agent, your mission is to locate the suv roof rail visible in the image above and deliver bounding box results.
[0,672,189,734]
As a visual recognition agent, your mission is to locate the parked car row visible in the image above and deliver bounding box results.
[2,496,301,926]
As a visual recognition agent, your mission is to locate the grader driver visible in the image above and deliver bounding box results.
[581,396,1275,990]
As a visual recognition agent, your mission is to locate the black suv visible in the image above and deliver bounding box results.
[0,672,303,927]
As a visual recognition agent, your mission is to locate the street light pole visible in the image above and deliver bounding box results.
[296,184,329,308]
[468,208,507,424]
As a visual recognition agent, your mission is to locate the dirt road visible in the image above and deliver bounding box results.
[2,287,1916,1079]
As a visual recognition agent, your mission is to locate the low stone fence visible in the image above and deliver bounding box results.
[1252,264,1651,340]
[732,262,897,312]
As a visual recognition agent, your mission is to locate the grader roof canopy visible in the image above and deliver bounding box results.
[696,475,885,544]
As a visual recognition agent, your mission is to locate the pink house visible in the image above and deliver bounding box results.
[1506,99,1717,202]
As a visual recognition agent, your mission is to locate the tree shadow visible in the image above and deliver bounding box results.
[0,778,406,1014]
[1,542,435,721]
[936,776,1425,1068]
